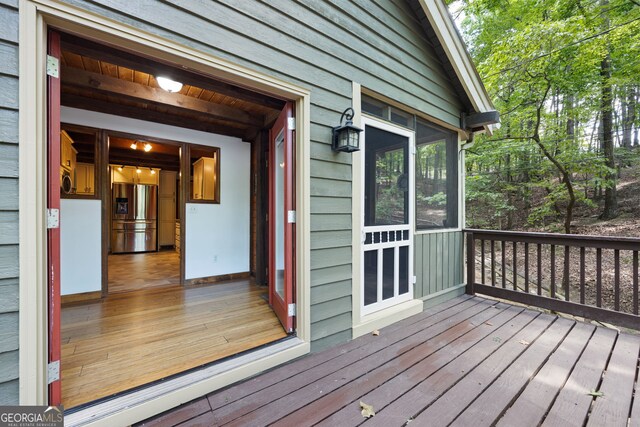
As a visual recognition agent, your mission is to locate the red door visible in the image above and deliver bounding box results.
[47,30,62,405]
[269,102,295,332]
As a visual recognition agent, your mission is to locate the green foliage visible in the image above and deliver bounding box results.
[454,0,640,230]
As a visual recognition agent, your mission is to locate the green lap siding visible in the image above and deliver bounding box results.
[414,231,465,304]
[1,0,469,385]
[0,0,18,404]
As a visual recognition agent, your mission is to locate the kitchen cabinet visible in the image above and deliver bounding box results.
[192,156,216,200]
[61,130,77,172]
[111,165,159,185]
[159,170,177,247]
[75,162,95,195]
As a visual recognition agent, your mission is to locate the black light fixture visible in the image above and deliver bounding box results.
[332,107,362,153]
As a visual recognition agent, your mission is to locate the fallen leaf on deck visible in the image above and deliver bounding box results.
[588,389,604,397]
[360,401,376,418]
[372,330,380,336]
[519,340,530,346]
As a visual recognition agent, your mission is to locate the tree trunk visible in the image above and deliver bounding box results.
[600,0,617,219]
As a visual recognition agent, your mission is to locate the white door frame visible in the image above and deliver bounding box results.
[19,0,311,423]
[359,117,415,316]
[351,92,423,337]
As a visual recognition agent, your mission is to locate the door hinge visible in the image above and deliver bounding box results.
[46,55,59,78]
[48,360,60,384]
[412,275,417,284]
[47,208,60,229]
[287,210,296,224]
[288,303,296,317]
[287,117,296,131]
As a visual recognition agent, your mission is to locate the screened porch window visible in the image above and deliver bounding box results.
[415,120,458,229]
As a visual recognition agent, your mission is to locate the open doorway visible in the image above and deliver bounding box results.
[52,31,296,409]
[106,133,182,294]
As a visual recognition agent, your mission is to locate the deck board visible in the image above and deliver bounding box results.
[587,333,640,427]
[137,296,640,427]
[495,323,595,427]
[219,299,496,426]
[273,303,520,427]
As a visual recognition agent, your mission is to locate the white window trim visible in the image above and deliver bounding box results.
[19,0,312,423]
[414,135,464,235]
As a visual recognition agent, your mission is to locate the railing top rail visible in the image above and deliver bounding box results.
[464,228,640,250]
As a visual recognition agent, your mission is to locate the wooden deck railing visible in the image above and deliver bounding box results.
[465,229,640,330]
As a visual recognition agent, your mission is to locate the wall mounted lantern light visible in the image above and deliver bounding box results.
[332,107,362,153]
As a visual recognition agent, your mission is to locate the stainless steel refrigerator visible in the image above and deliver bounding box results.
[111,183,158,253]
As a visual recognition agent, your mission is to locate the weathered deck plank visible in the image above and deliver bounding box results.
[274,303,521,426]
[541,327,618,427]
[472,322,594,427]
[363,312,555,426]
[587,333,640,427]
[221,299,497,425]
[138,296,640,427]
[316,306,535,427]
[205,295,474,412]
[417,318,575,427]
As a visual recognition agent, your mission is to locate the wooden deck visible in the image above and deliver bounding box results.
[138,295,640,427]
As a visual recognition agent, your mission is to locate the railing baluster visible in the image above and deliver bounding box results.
[524,242,529,294]
[466,233,475,295]
[550,245,556,299]
[580,247,586,305]
[614,249,620,311]
[481,240,485,284]
[513,241,518,291]
[564,246,570,302]
[491,240,496,287]
[634,251,639,315]
[501,240,506,289]
[537,243,542,296]
[596,248,602,308]
[462,229,640,330]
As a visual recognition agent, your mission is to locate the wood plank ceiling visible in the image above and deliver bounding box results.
[60,33,285,141]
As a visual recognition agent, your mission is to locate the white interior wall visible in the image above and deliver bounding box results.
[60,199,102,295]
[61,107,251,286]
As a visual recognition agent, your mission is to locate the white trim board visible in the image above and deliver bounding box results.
[418,0,497,134]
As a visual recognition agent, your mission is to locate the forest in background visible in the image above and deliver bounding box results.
[450,0,640,236]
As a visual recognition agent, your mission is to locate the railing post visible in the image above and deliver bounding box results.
[466,232,475,295]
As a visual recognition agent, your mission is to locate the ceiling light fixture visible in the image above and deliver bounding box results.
[117,165,123,171]
[136,167,142,174]
[130,141,138,150]
[150,168,156,175]
[144,143,152,152]
[156,76,183,93]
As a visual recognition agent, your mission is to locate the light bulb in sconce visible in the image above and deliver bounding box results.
[117,165,123,171]
[156,76,183,93]
[130,141,138,150]
[136,167,142,174]
[150,168,156,175]
[144,143,152,152]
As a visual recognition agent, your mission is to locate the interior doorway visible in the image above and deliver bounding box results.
[49,30,297,409]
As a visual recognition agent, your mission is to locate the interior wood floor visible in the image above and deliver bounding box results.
[61,280,286,409]
[108,250,180,293]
